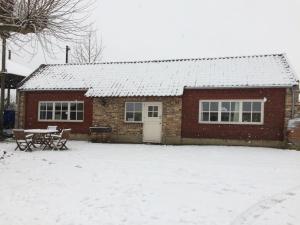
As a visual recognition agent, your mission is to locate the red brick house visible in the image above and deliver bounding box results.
[17,54,299,147]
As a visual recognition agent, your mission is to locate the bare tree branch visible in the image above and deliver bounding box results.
[0,0,94,53]
[71,29,103,64]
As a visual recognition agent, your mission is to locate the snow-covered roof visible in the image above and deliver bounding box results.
[18,54,299,97]
[6,60,33,76]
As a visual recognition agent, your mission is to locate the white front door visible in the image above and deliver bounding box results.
[143,102,162,143]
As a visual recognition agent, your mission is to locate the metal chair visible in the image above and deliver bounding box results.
[51,129,71,150]
[13,129,34,152]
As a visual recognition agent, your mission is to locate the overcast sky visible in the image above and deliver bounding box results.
[9,0,300,76]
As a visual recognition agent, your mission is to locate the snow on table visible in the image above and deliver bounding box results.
[0,141,300,225]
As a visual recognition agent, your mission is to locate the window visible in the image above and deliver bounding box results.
[221,102,240,122]
[201,102,219,122]
[39,101,84,121]
[148,106,158,117]
[70,102,84,121]
[242,102,262,123]
[125,102,142,122]
[39,102,53,120]
[199,100,264,124]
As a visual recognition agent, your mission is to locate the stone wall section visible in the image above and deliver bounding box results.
[284,86,300,141]
[92,96,182,144]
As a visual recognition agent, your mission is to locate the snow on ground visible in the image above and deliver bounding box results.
[0,141,300,225]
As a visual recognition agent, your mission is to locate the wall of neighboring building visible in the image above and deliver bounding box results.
[17,91,93,137]
[181,88,289,146]
[92,96,182,144]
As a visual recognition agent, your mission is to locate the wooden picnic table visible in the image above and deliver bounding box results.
[24,129,58,150]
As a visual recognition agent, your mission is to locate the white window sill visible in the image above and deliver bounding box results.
[198,121,264,125]
[38,120,84,123]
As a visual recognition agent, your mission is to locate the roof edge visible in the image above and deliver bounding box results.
[281,53,299,83]
[184,84,298,90]
[17,64,47,89]
[38,53,286,67]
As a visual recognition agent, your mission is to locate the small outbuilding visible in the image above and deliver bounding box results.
[16,54,299,147]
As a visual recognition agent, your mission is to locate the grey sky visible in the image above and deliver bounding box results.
[11,0,300,76]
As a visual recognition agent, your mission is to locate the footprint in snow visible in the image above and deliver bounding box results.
[75,165,82,168]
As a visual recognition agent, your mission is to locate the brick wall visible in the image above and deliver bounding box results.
[16,90,26,129]
[92,96,182,144]
[182,88,287,141]
[17,91,93,134]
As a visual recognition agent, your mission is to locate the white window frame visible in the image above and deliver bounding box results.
[199,99,264,125]
[38,101,84,122]
[124,102,143,123]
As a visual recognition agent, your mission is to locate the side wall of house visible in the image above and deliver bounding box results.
[16,90,26,129]
[181,88,289,147]
[17,91,93,139]
[92,96,182,144]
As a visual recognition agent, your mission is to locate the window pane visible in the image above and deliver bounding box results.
[242,113,251,122]
[252,113,261,122]
[126,103,134,111]
[153,112,158,117]
[134,112,142,121]
[253,102,261,112]
[62,111,68,120]
[153,106,158,112]
[40,111,46,120]
[70,103,76,111]
[40,103,46,110]
[126,112,134,121]
[135,103,142,111]
[221,112,230,121]
[210,112,218,121]
[230,112,239,122]
[202,102,209,111]
[47,103,53,110]
[46,111,53,120]
[70,112,76,120]
[77,103,83,111]
[77,112,83,120]
[55,103,61,111]
[243,102,251,111]
[148,106,153,112]
[221,102,230,112]
[55,112,61,120]
[148,112,153,117]
[202,112,209,121]
[231,102,239,111]
[210,102,218,111]
[62,103,68,111]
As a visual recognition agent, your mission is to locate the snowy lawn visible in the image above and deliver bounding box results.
[0,141,300,225]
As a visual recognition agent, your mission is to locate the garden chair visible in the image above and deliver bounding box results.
[50,129,71,150]
[47,125,58,131]
[42,125,59,147]
[13,129,34,152]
